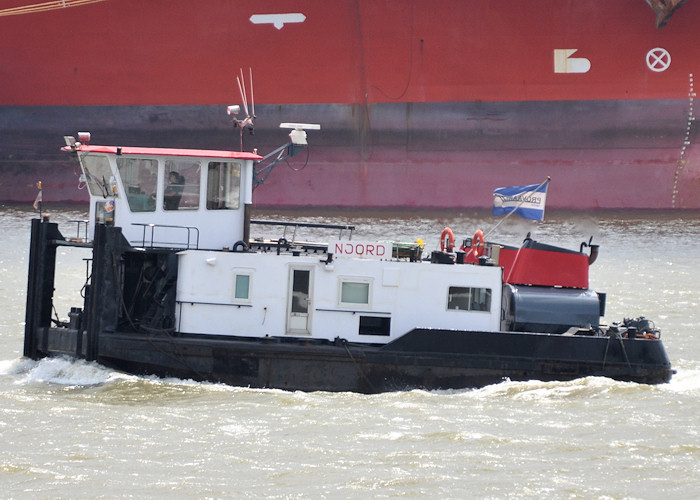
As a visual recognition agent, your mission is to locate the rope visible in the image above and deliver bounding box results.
[602,332,632,370]
[618,336,632,370]
[0,0,107,17]
[342,340,377,392]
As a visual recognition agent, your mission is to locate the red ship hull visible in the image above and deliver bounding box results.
[1,0,698,208]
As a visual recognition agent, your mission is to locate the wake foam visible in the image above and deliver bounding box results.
[0,356,239,393]
[2,356,118,386]
[665,367,700,394]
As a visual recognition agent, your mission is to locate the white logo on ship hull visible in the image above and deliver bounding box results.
[646,48,671,72]
[249,13,306,30]
[553,49,591,74]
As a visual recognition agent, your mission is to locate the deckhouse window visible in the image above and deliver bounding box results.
[340,280,371,306]
[165,160,200,209]
[207,161,241,210]
[117,158,158,212]
[359,316,391,336]
[447,286,492,312]
[82,155,115,198]
[234,274,250,300]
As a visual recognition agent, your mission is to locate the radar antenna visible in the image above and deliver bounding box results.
[228,68,256,151]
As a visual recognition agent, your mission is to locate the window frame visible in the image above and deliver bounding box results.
[164,159,201,210]
[206,161,242,210]
[116,157,159,213]
[359,315,391,336]
[446,286,492,312]
[233,272,252,302]
[338,278,373,308]
[79,154,115,198]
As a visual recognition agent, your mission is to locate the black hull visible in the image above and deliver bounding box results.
[28,326,674,393]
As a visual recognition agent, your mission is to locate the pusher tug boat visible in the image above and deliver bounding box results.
[23,111,673,392]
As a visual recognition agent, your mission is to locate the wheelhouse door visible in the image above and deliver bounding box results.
[287,267,312,335]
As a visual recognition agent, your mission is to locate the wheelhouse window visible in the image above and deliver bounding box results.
[163,170,185,210]
[207,161,241,210]
[165,160,200,209]
[340,280,371,306]
[116,158,158,212]
[447,286,492,312]
[82,155,115,198]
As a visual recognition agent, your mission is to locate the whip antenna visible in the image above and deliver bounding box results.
[228,68,256,150]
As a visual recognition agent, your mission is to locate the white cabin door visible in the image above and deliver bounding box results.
[287,267,312,334]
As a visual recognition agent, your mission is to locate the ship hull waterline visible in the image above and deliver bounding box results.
[28,326,674,393]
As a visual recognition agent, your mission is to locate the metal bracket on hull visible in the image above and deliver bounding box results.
[252,141,304,187]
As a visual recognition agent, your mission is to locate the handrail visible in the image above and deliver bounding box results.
[251,219,355,242]
[67,219,89,242]
[131,223,200,249]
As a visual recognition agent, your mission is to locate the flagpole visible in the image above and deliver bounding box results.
[33,181,43,214]
[484,176,550,240]
[456,176,550,261]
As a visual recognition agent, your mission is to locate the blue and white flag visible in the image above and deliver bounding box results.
[492,182,548,221]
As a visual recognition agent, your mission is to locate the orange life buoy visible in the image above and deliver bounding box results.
[440,227,455,252]
[472,229,485,257]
